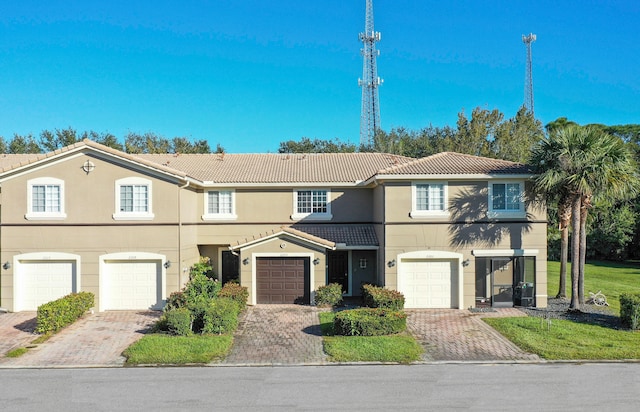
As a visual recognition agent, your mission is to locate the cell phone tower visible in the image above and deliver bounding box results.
[522,33,536,115]
[358,0,383,148]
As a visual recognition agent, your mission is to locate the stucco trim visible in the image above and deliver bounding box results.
[471,249,539,257]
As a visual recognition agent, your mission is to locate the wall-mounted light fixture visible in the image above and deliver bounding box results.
[462,259,470,267]
[387,259,396,268]
[2,261,11,270]
[313,258,320,265]
[163,260,171,269]
[242,258,249,265]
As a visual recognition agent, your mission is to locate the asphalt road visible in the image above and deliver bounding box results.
[1,363,639,411]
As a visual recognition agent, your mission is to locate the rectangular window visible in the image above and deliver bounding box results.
[208,191,233,214]
[492,183,521,211]
[120,185,148,212]
[297,190,327,214]
[416,184,445,211]
[32,185,61,213]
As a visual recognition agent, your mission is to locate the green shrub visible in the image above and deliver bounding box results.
[164,307,193,336]
[202,298,240,335]
[362,284,405,310]
[315,283,344,307]
[164,291,187,311]
[35,292,94,334]
[620,293,640,330]
[218,282,249,311]
[333,308,407,336]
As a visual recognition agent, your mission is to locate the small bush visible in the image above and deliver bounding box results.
[362,284,405,310]
[218,282,249,311]
[333,308,407,336]
[315,283,344,307]
[164,307,193,336]
[202,298,240,334]
[620,293,640,330]
[36,292,94,334]
[164,291,187,311]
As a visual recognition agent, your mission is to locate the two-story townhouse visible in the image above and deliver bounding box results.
[0,140,546,312]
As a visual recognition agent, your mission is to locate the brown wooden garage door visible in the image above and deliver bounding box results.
[256,257,310,304]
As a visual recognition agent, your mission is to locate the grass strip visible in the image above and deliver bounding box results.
[6,347,29,358]
[123,334,233,365]
[485,317,640,360]
[318,311,423,363]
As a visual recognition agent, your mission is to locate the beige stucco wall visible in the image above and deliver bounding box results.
[381,179,548,308]
[0,151,190,311]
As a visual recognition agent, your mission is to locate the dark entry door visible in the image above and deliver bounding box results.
[328,251,349,294]
[221,251,239,284]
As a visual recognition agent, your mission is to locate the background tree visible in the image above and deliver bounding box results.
[8,133,41,153]
[278,137,356,153]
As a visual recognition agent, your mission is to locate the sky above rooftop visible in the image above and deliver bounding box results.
[1,0,638,153]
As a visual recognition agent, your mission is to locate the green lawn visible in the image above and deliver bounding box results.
[318,312,423,363]
[485,260,640,360]
[547,260,640,314]
[123,334,233,365]
[485,316,640,360]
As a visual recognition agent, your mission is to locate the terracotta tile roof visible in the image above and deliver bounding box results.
[291,224,379,247]
[229,226,336,250]
[377,152,533,176]
[0,140,187,178]
[136,152,413,183]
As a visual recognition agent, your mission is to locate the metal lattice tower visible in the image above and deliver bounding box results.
[359,0,383,148]
[522,33,536,114]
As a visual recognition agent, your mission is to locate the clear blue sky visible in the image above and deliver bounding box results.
[1,0,638,153]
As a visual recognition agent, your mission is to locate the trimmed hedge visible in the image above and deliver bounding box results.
[36,292,95,334]
[620,293,640,330]
[315,283,344,307]
[202,298,240,334]
[218,282,249,311]
[362,284,405,310]
[165,307,193,336]
[333,308,407,336]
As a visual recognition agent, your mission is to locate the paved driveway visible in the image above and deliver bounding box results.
[223,305,328,365]
[0,311,159,368]
[406,308,540,362]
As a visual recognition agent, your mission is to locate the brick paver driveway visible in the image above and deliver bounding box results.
[0,311,160,367]
[0,312,38,356]
[223,305,328,365]
[407,308,540,362]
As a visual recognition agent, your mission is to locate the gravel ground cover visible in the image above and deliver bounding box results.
[519,297,621,329]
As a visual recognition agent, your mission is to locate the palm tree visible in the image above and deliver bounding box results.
[531,125,638,309]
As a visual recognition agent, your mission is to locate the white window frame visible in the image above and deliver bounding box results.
[291,189,332,221]
[202,189,237,221]
[26,177,67,220]
[410,181,449,218]
[488,181,525,218]
[113,177,154,221]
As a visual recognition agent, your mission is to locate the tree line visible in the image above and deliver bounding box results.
[0,129,223,154]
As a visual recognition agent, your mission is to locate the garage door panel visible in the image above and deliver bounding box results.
[19,261,76,311]
[104,260,161,310]
[399,259,458,309]
[256,257,309,304]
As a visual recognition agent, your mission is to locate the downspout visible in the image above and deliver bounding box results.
[177,181,189,288]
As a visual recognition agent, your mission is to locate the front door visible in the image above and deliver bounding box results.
[328,251,349,294]
[491,258,513,307]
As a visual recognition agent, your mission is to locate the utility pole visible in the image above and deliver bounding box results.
[522,33,536,115]
[359,0,383,148]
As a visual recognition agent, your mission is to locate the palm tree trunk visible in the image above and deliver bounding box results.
[557,196,571,298]
[570,194,581,310]
[578,195,592,305]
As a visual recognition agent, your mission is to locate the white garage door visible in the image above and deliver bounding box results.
[104,260,160,310]
[399,259,458,309]
[19,260,75,311]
